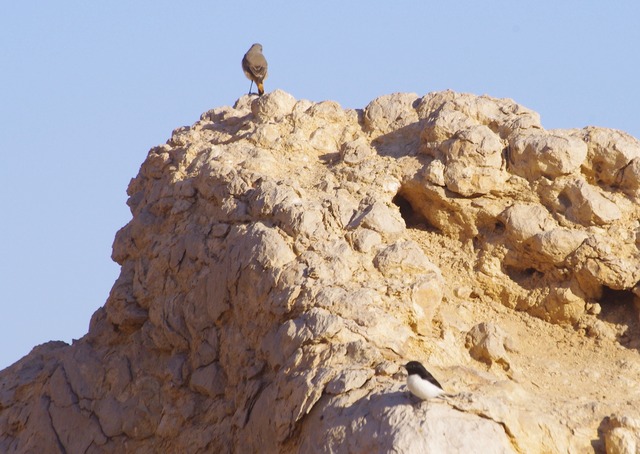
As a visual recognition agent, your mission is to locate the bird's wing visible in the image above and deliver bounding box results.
[423,370,444,389]
[246,54,268,80]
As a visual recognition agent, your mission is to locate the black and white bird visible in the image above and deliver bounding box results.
[404,361,446,400]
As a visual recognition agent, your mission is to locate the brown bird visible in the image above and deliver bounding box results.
[242,43,268,96]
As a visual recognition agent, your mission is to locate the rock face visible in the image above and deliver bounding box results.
[2,90,640,453]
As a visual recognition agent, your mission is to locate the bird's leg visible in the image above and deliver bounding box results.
[248,80,254,95]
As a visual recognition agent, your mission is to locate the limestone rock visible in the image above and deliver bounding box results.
[340,138,374,165]
[299,394,516,454]
[529,228,589,265]
[2,90,640,453]
[603,414,640,454]
[349,198,405,237]
[570,234,640,298]
[373,241,444,334]
[575,126,640,189]
[373,240,440,277]
[465,323,512,369]
[499,203,556,242]
[620,157,640,195]
[349,228,381,253]
[363,92,419,135]
[420,102,509,196]
[561,177,622,225]
[251,89,297,123]
[542,285,587,324]
[441,125,507,196]
[416,90,542,138]
[509,130,587,180]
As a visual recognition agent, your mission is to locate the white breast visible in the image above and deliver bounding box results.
[407,374,444,400]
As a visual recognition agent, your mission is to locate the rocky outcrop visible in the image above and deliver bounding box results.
[2,90,640,453]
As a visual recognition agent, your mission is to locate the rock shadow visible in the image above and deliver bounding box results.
[391,192,441,233]
[597,285,640,352]
[370,121,426,159]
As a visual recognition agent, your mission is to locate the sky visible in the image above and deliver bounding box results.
[1,1,639,370]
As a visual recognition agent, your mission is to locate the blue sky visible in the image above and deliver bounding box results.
[1,2,639,369]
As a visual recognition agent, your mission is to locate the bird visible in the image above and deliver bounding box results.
[242,43,268,96]
[404,361,446,400]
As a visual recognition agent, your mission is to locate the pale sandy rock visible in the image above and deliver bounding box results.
[305,100,348,124]
[442,125,505,168]
[349,228,382,253]
[449,387,579,453]
[232,93,255,112]
[576,126,640,187]
[420,105,508,196]
[416,90,541,138]
[509,131,587,180]
[499,202,556,242]
[298,388,516,454]
[454,285,473,299]
[2,90,640,453]
[423,159,446,186]
[603,414,640,454]
[325,368,373,395]
[373,240,440,277]
[250,89,297,122]
[421,108,476,145]
[410,273,446,335]
[340,137,374,165]
[444,161,507,197]
[570,234,640,298]
[466,322,512,369]
[308,126,339,153]
[349,199,405,237]
[542,285,587,323]
[291,99,315,119]
[584,318,618,341]
[363,92,419,135]
[291,100,355,155]
[252,122,282,146]
[606,428,637,454]
[529,228,589,264]
[621,157,640,195]
[441,125,507,196]
[327,189,358,229]
[561,177,622,225]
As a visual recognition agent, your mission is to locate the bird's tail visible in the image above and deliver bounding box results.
[257,82,264,96]
[438,393,456,399]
